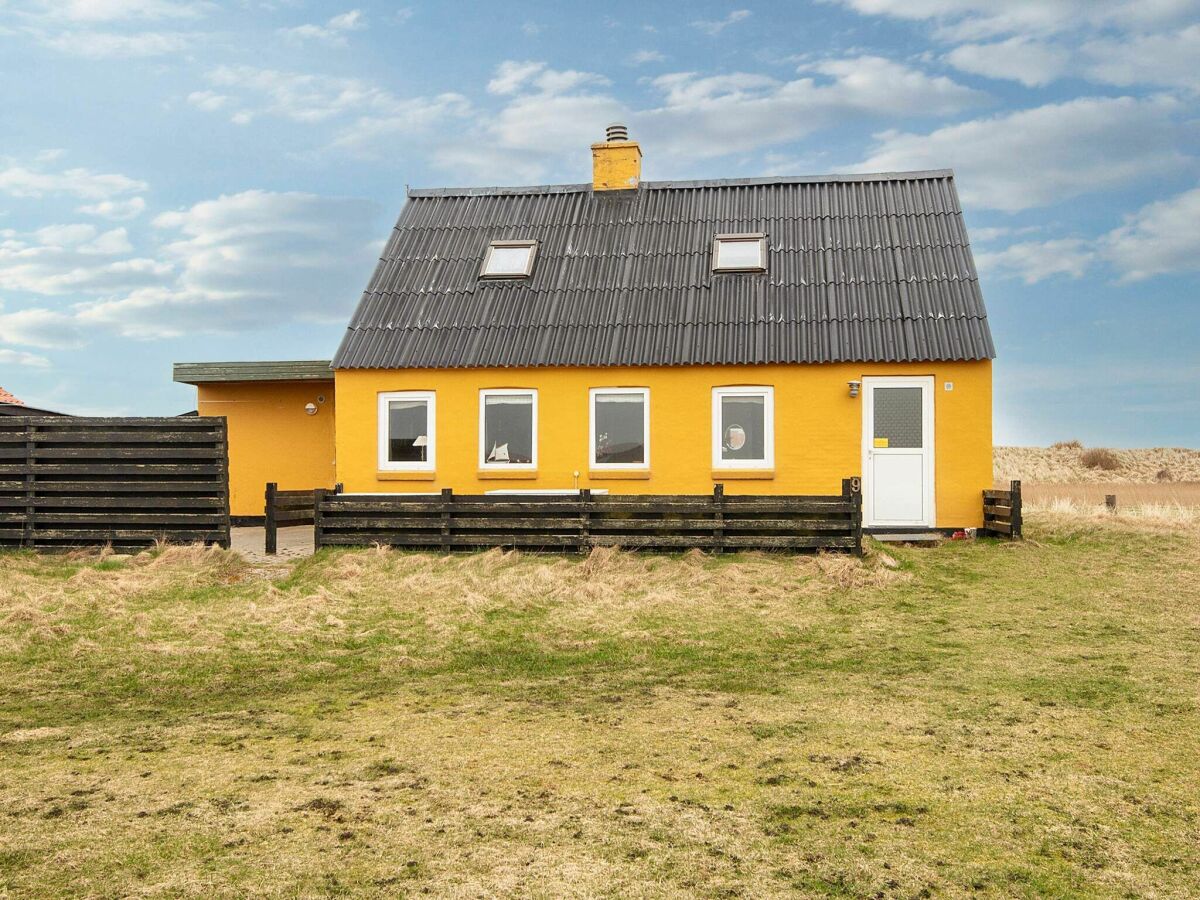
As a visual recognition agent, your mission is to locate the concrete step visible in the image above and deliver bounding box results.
[869,532,943,543]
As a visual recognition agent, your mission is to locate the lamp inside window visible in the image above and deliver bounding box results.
[481,240,538,278]
[712,233,767,272]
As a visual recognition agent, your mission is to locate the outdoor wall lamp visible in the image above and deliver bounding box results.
[847,381,861,398]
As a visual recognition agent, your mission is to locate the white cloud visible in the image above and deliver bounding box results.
[0,223,162,297]
[199,66,470,149]
[34,224,98,247]
[0,234,171,295]
[0,159,147,201]
[432,54,982,182]
[1104,185,1200,281]
[77,196,146,221]
[945,24,1200,91]
[27,0,208,23]
[38,29,191,57]
[630,49,666,65]
[639,55,982,159]
[692,9,751,36]
[825,0,1200,40]
[976,238,1094,284]
[0,308,85,349]
[187,90,228,111]
[0,348,51,369]
[205,66,391,123]
[279,9,365,45]
[435,62,625,182]
[487,61,546,95]
[83,227,135,255]
[486,61,608,97]
[854,95,1188,212]
[328,94,476,155]
[972,185,1200,284]
[945,37,1069,86]
[74,190,379,338]
[1081,25,1200,93]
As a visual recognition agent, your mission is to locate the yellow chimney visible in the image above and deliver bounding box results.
[591,123,641,191]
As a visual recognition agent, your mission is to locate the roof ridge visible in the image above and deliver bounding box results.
[408,170,956,198]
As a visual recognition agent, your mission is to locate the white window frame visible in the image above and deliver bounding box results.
[377,390,436,472]
[589,387,650,470]
[480,239,538,279]
[712,233,767,273]
[712,386,775,470]
[478,389,538,470]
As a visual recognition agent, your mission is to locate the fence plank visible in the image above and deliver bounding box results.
[314,485,862,554]
[981,479,1021,541]
[0,417,230,549]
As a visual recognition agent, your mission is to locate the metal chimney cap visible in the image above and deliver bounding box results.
[605,123,629,142]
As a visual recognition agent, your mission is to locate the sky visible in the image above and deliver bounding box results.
[0,0,1197,447]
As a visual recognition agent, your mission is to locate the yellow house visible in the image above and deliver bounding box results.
[176,125,995,530]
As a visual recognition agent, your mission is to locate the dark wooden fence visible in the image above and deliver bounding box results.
[0,417,230,550]
[265,482,338,554]
[982,479,1022,540]
[315,480,862,554]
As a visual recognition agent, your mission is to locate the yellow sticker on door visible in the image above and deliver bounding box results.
[874,437,889,448]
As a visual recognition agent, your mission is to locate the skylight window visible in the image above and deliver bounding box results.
[481,240,538,278]
[712,233,767,273]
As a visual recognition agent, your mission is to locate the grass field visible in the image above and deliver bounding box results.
[1019,482,1200,512]
[2,514,1199,897]
[995,445,1200,484]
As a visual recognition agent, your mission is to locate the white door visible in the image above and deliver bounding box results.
[862,377,934,528]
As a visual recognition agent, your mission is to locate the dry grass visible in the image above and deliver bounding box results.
[1080,447,1121,471]
[2,520,1199,897]
[1020,482,1200,511]
[995,445,1200,484]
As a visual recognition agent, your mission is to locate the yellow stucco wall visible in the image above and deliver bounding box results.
[333,361,993,527]
[590,141,642,190]
[196,381,336,518]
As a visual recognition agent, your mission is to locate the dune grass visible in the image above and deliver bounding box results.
[1,515,1198,897]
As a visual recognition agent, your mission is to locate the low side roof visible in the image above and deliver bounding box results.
[173,360,333,384]
[333,171,995,370]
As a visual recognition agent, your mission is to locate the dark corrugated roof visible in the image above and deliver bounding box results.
[333,171,994,370]
[173,360,333,384]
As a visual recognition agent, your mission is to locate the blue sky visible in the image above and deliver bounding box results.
[0,0,1197,446]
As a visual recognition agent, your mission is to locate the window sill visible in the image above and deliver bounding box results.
[589,469,651,480]
[377,470,436,481]
[477,469,538,480]
[712,468,775,480]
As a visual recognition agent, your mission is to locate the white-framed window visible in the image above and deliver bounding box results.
[479,389,537,469]
[590,387,649,469]
[378,391,435,471]
[712,233,767,272]
[712,386,774,469]
[480,239,538,278]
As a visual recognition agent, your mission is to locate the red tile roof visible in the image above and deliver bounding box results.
[0,386,25,406]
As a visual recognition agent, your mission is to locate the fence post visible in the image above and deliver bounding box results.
[313,488,327,550]
[712,483,725,553]
[1105,493,1116,514]
[1011,480,1023,539]
[215,417,231,549]
[579,488,591,554]
[843,477,863,556]
[22,420,36,549]
[264,482,278,555]
[440,487,453,552]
